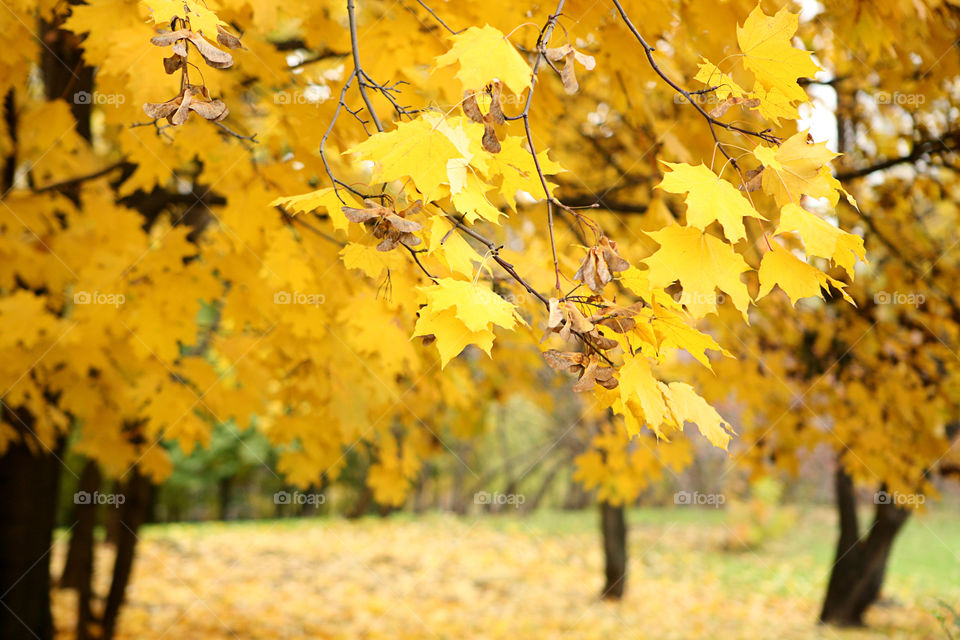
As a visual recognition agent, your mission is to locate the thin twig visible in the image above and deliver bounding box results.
[609,0,779,169]
[503,1,567,295]
[347,0,384,133]
[414,0,463,34]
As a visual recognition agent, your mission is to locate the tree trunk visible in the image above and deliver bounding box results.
[600,500,627,600]
[216,476,232,520]
[58,460,101,640]
[820,467,910,626]
[0,439,63,640]
[104,480,123,544]
[99,470,152,640]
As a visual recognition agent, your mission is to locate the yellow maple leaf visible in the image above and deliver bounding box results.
[656,162,766,243]
[737,4,819,105]
[753,132,840,206]
[757,243,852,305]
[694,60,749,100]
[617,353,667,437]
[412,305,495,368]
[775,203,866,278]
[649,307,731,369]
[340,242,403,279]
[664,382,735,450]
[345,116,467,202]
[486,135,564,208]
[419,278,522,333]
[642,224,752,319]
[271,187,358,232]
[452,173,504,224]
[433,25,531,96]
[426,217,482,277]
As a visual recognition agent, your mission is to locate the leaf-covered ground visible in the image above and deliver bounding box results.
[52,507,960,639]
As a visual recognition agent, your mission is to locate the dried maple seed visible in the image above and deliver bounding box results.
[151,29,233,69]
[543,350,618,392]
[487,80,505,124]
[342,199,424,252]
[216,25,244,50]
[463,84,503,153]
[708,96,761,118]
[463,91,483,123]
[545,44,596,95]
[740,167,764,192]
[163,55,184,74]
[574,236,630,293]
[481,116,501,153]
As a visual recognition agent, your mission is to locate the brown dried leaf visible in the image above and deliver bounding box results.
[571,357,598,392]
[143,97,181,120]
[543,349,584,373]
[587,332,619,350]
[342,206,380,223]
[185,32,234,69]
[564,303,595,333]
[596,316,636,333]
[596,375,619,390]
[189,99,229,122]
[400,200,423,216]
[462,91,483,122]
[574,50,596,71]
[560,50,579,94]
[574,250,601,293]
[399,232,421,247]
[740,167,764,192]
[170,87,194,125]
[385,213,422,233]
[487,80,505,124]
[599,236,629,272]
[547,298,563,329]
[216,25,244,50]
[163,55,184,74]
[544,44,573,62]
[377,236,399,252]
[150,29,192,47]
[709,96,761,118]
[481,118,500,153]
[151,28,233,69]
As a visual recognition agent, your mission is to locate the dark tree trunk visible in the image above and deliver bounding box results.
[346,485,373,519]
[600,501,627,600]
[104,480,123,545]
[820,467,910,626]
[217,476,232,520]
[58,460,101,640]
[0,439,64,640]
[99,470,152,640]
